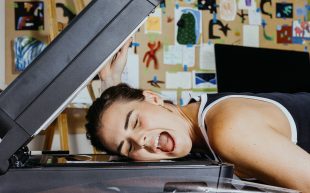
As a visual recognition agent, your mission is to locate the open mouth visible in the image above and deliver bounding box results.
[155,132,175,152]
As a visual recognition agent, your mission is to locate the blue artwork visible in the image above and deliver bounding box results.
[14,36,47,72]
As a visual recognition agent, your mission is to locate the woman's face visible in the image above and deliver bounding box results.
[99,92,193,161]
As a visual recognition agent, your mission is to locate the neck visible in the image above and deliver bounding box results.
[164,102,207,151]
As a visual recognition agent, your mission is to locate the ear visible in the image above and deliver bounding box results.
[142,90,164,106]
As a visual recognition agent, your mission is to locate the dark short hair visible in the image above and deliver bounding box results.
[85,83,145,153]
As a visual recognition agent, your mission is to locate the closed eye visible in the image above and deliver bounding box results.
[133,115,139,129]
[128,142,133,156]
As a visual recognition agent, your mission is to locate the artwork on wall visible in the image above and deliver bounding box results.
[276,2,293,18]
[192,71,217,89]
[6,0,89,84]
[14,1,44,31]
[175,7,202,45]
[5,0,310,104]
[134,0,310,104]
[13,36,47,72]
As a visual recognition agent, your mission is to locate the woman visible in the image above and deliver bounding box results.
[85,38,310,192]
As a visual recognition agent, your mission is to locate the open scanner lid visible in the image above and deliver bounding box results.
[0,0,162,174]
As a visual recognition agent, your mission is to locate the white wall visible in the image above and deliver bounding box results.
[0,1,5,90]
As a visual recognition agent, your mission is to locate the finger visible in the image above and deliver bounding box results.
[111,53,118,64]
[120,37,133,52]
[119,40,132,57]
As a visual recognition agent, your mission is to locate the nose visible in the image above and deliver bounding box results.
[129,132,147,150]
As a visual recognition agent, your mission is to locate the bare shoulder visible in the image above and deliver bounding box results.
[203,98,310,191]
[205,97,266,132]
[204,98,265,156]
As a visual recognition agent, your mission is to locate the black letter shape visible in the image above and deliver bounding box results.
[237,10,248,23]
[260,0,272,18]
[209,19,231,39]
[56,3,76,22]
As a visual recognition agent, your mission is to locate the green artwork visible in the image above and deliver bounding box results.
[177,12,196,45]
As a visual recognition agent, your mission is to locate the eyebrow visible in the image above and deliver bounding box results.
[124,110,133,130]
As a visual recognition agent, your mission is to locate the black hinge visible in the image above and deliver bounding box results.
[9,146,30,168]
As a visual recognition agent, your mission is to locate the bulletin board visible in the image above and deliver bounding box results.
[5,0,310,106]
[4,0,90,84]
[130,0,310,105]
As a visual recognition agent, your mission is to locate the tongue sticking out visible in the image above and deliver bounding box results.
[158,132,174,152]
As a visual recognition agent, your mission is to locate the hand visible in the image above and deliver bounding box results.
[99,37,133,87]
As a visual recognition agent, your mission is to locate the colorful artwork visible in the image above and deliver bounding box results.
[14,1,44,30]
[13,36,47,72]
[143,41,161,69]
[145,8,162,34]
[192,71,217,89]
[292,21,310,44]
[276,3,293,18]
[175,7,202,45]
[277,25,292,44]
[198,0,217,13]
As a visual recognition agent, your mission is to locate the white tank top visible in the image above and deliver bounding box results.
[195,94,298,161]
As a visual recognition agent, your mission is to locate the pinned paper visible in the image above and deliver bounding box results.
[164,45,182,65]
[145,7,162,34]
[192,71,217,89]
[122,48,140,88]
[243,25,259,47]
[248,9,262,25]
[164,45,195,67]
[182,46,195,67]
[166,72,192,89]
[238,0,256,10]
[199,43,216,70]
[219,0,237,21]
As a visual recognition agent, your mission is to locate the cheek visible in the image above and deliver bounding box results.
[100,128,121,152]
[140,114,176,131]
[129,149,153,160]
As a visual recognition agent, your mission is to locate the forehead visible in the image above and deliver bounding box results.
[98,100,137,148]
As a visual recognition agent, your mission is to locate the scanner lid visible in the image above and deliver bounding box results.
[0,0,162,174]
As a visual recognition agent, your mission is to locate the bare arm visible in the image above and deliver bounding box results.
[99,37,132,89]
[207,104,310,192]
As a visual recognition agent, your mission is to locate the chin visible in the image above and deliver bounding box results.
[171,143,192,158]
